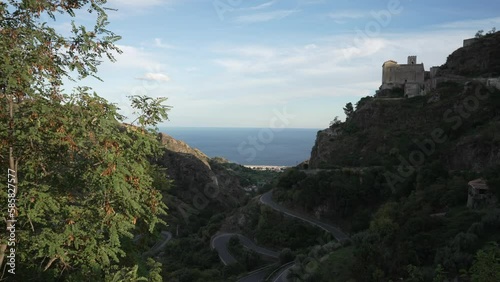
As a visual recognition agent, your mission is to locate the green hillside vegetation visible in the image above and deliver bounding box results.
[311,82,500,169]
[273,78,500,281]
[0,1,171,280]
[3,2,500,281]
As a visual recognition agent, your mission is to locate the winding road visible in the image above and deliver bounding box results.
[211,190,350,282]
[211,233,279,265]
[260,191,349,242]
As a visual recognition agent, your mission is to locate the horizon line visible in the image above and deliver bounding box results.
[158,126,323,130]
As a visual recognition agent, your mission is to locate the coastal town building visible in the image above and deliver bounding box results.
[243,165,288,172]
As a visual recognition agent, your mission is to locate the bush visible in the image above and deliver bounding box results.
[279,248,295,265]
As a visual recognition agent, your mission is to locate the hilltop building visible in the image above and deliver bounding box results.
[379,55,438,98]
[377,35,500,98]
[467,178,496,209]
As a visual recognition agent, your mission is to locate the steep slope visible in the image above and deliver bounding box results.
[310,80,500,171]
[310,32,500,171]
[440,31,500,77]
[279,32,500,282]
[156,133,246,227]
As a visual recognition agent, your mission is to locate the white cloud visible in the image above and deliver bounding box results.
[245,1,275,11]
[235,9,297,23]
[112,45,161,69]
[205,27,479,122]
[435,16,500,30]
[107,0,165,8]
[154,38,175,49]
[304,44,317,50]
[136,72,171,82]
[212,37,387,76]
[185,67,199,73]
[91,14,500,128]
[328,10,367,23]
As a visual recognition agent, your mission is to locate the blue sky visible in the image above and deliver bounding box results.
[61,0,500,128]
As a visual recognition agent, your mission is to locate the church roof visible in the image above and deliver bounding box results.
[382,60,398,67]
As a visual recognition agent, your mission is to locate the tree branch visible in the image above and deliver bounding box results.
[44,256,58,271]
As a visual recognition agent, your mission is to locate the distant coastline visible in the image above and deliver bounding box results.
[159,127,320,166]
[243,165,290,172]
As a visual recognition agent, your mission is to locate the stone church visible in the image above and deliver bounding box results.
[380,56,426,98]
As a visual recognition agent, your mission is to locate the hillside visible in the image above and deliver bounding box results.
[155,133,248,232]
[440,31,500,77]
[310,83,500,170]
[310,32,500,170]
[272,32,500,282]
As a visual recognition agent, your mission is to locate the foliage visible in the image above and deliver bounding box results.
[254,207,327,251]
[355,96,373,110]
[105,259,162,282]
[330,116,342,127]
[276,165,497,281]
[484,165,500,199]
[129,95,172,128]
[343,102,354,120]
[476,27,497,38]
[212,161,279,190]
[275,168,388,219]
[279,248,295,265]
[469,243,500,282]
[227,236,267,272]
[161,236,223,281]
[290,243,352,282]
[276,168,307,191]
[0,0,170,279]
[433,264,447,282]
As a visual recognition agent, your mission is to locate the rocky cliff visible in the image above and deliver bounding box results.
[156,133,246,226]
[310,58,500,172]
[440,31,500,77]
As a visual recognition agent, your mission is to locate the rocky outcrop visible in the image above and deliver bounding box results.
[445,133,500,172]
[440,31,500,77]
[309,83,500,172]
[158,132,210,168]
[310,34,500,171]
[156,133,245,217]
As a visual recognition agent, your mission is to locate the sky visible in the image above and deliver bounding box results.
[57,0,500,128]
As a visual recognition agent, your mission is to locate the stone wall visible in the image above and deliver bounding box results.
[487,77,500,89]
[381,57,425,93]
[463,38,478,47]
[404,82,422,98]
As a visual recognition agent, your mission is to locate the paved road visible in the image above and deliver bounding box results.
[260,191,349,242]
[271,263,294,282]
[211,233,279,266]
[214,190,350,281]
[300,167,383,176]
[237,265,276,282]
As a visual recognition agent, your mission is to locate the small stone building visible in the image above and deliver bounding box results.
[463,38,478,47]
[467,178,494,209]
[487,77,500,90]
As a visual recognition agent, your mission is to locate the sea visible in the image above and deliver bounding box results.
[158,127,321,166]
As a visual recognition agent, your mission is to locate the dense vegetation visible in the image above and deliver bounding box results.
[2,3,499,281]
[210,159,279,193]
[0,1,171,280]
[274,80,500,281]
[311,82,500,169]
